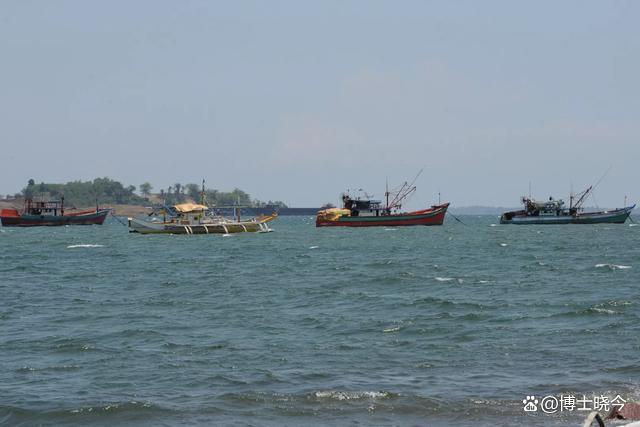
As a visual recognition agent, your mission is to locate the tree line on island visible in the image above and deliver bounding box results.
[15,178,287,208]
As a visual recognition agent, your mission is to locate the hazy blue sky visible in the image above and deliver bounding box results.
[1,1,638,207]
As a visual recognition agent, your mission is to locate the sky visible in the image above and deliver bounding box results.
[1,1,638,208]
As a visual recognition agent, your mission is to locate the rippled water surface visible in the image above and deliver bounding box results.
[1,216,639,426]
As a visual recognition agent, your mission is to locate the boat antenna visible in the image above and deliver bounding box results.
[528,181,531,199]
[200,179,206,205]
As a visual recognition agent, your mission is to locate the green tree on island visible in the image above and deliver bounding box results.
[17,178,287,208]
[139,182,153,198]
[21,178,145,207]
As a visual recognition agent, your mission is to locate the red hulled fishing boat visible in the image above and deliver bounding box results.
[316,174,449,227]
[0,198,109,227]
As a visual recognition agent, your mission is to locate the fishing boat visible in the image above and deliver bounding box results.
[0,198,109,227]
[316,174,449,227]
[128,203,277,234]
[127,181,277,234]
[500,186,634,225]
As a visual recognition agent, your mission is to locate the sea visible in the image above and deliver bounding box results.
[1,215,638,426]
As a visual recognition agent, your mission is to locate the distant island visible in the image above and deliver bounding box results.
[0,178,288,216]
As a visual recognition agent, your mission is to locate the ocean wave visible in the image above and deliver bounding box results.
[595,263,631,270]
[0,401,175,425]
[551,306,621,318]
[590,307,617,315]
[66,244,104,248]
[312,390,394,401]
[435,277,454,282]
[17,365,81,373]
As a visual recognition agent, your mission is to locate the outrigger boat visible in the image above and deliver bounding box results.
[316,174,449,227]
[500,186,634,225]
[0,197,109,227]
[127,181,277,235]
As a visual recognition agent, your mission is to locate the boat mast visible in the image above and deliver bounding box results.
[573,185,593,210]
[387,168,423,210]
[385,177,389,210]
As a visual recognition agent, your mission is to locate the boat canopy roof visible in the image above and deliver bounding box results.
[173,203,208,213]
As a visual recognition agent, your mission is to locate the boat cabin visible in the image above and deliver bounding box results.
[342,194,388,217]
[521,197,577,217]
[24,198,66,216]
[168,203,208,224]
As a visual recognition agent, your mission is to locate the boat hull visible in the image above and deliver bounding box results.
[0,209,110,227]
[128,215,277,235]
[500,206,634,225]
[316,203,449,227]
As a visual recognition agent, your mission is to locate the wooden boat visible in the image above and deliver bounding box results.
[316,203,449,227]
[500,186,635,225]
[0,198,109,227]
[128,188,277,234]
[128,211,277,234]
[316,173,449,227]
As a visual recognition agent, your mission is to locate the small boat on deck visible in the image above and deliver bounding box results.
[500,186,634,225]
[0,198,109,227]
[316,174,449,227]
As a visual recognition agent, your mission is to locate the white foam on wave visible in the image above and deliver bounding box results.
[384,228,397,231]
[630,224,638,227]
[592,307,616,314]
[435,277,454,282]
[309,246,319,249]
[383,326,400,333]
[67,244,104,249]
[595,263,631,270]
[489,224,497,227]
[222,234,233,237]
[499,243,508,247]
[314,391,391,400]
